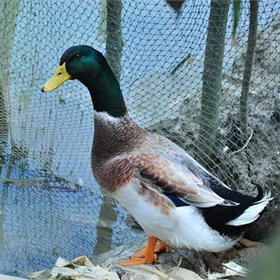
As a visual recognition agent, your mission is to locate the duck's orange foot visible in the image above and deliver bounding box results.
[120,254,157,266]
[130,240,170,259]
[120,236,161,266]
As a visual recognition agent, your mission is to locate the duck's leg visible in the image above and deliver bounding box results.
[155,241,170,253]
[130,240,170,259]
[120,236,158,266]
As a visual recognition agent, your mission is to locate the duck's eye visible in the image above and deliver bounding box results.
[57,72,62,76]
[69,54,80,61]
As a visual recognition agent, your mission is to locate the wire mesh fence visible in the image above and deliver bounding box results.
[0,0,279,274]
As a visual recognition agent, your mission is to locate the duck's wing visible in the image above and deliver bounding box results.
[131,136,232,208]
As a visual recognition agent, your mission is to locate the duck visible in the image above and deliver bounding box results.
[41,45,271,266]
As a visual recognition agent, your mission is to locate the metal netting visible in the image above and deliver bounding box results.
[0,0,279,274]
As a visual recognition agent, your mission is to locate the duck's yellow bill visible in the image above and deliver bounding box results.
[41,63,71,92]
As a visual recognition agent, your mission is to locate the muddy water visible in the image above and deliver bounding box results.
[0,149,141,273]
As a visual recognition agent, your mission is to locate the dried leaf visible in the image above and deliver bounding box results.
[123,265,202,280]
[71,256,96,270]
[28,269,51,280]
[54,257,72,268]
[170,267,203,280]
[31,256,120,280]
[223,261,248,276]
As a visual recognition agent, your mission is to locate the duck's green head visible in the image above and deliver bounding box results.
[42,45,126,117]
[42,46,105,91]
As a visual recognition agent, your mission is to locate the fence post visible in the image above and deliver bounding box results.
[105,0,123,81]
[0,0,20,145]
[197,0,230,168]
[240,0,259,138]
[95,0,123,255]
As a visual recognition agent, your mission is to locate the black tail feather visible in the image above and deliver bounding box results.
[254,184,264,202]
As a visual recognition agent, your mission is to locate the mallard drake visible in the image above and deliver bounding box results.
[42,45,271,266]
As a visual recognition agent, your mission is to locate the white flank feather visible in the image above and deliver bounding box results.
[226,192,272,226]
[114,180,238,252]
